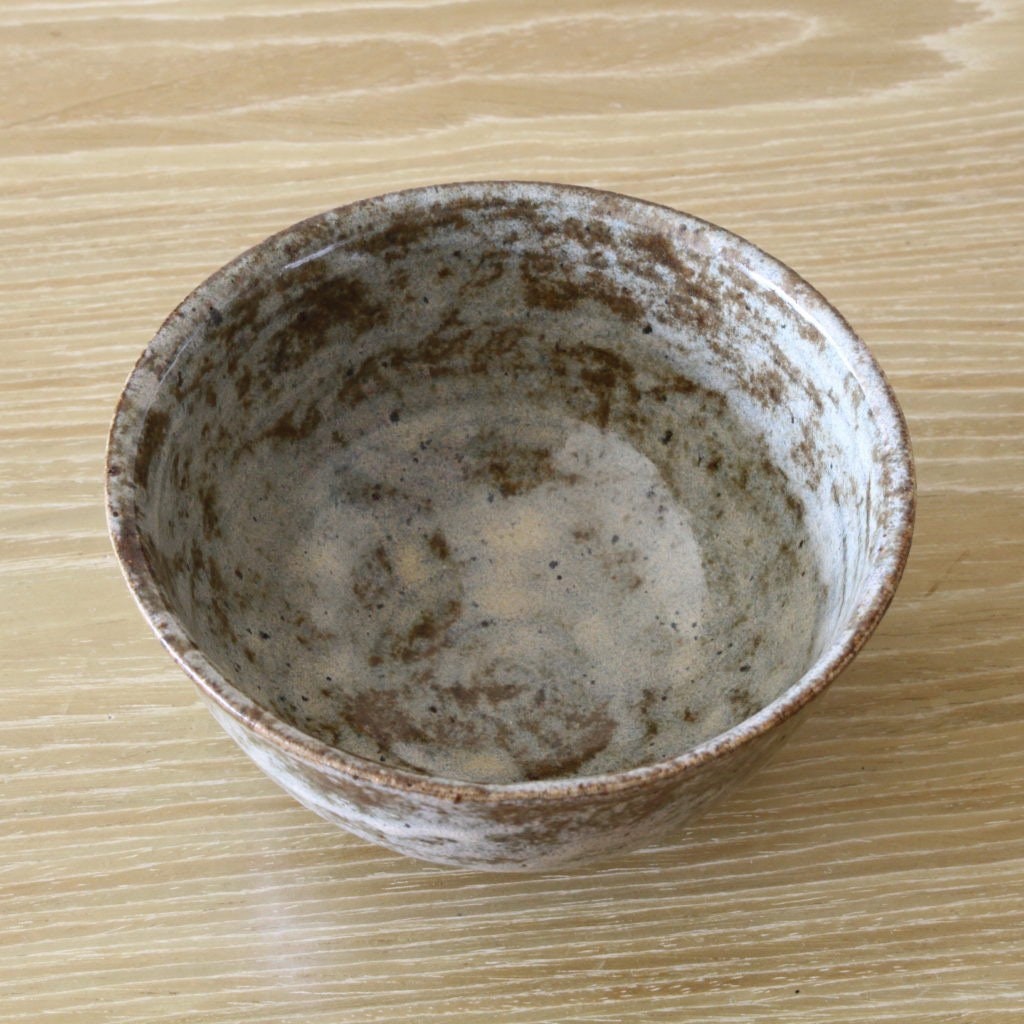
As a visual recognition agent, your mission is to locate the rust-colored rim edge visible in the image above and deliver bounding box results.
[105,181,916,805]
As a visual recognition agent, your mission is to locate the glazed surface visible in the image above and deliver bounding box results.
[125,186,899,787]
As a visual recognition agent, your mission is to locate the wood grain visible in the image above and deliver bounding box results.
[2,1,1022,1020]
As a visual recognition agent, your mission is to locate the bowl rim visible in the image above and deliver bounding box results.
[105,180,916,804]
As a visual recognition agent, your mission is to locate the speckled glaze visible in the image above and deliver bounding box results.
[106,182,914,870]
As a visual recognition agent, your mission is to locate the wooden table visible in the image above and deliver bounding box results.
[3,2,1022,1020]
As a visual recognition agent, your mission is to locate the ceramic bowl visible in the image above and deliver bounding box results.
[106,182,914,870]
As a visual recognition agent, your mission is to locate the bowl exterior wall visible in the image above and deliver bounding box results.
[204,692,809,869]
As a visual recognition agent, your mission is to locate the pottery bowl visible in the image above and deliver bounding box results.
[107,182,914,870]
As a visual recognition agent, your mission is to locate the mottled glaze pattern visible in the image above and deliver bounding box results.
[106,182,914,870]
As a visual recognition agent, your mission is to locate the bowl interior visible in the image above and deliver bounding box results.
[121,185,905,785]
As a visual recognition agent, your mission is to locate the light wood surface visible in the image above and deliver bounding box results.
[2,1,1022,1020]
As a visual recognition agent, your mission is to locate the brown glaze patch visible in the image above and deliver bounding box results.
[391,599,463,664]
[584,272,644,323]
[784,490,806,521]
[520,251,585,313]
[631,230,685,277]
[427,530,450,560]
[765,338,826,415]
[351,543,395,607]
[348,210,467,262]
[727,685,759,719]
[790,418,824,489]
[747,366,787,407]
[235,365,253,404]
[463,432,575,498]
[554,343,641,430]
[519,251,644,324]
[562,215,614,249]
[260,405,324,443]
[134,408,170,489]
[197,482,221,541]
[446,678,524,712]
[521,705,617,781]
[340,690,434,751]
[262,276,388,378]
